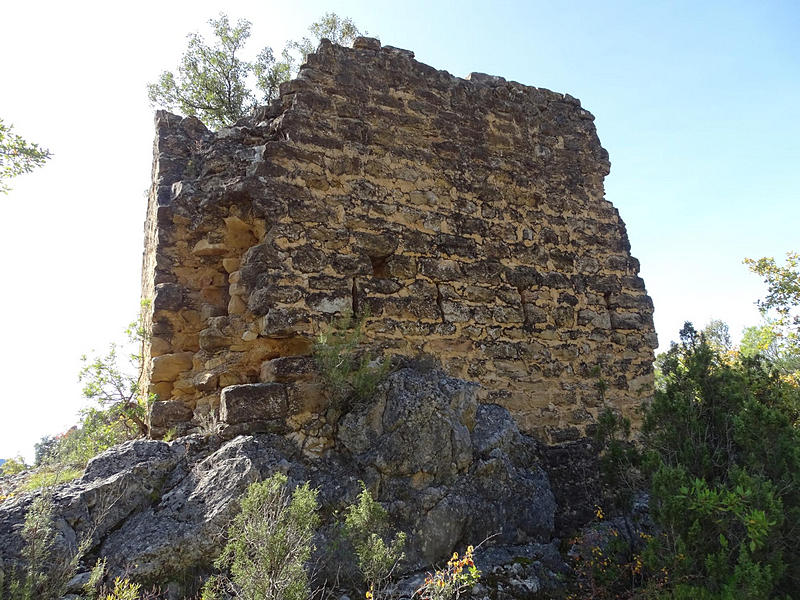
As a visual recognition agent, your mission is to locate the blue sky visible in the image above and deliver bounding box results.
[1,0,798,459]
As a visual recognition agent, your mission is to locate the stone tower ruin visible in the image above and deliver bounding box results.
[141,37,657,445]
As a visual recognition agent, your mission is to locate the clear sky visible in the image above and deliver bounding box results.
[1,0,798,460]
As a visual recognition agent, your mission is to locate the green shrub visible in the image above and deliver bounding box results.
[342,485,405,599]
[583,323,800,599]
[593,409,642,517]
[0,492,83,600]
[0,457,27,477]
[641,324,800,598]
[207,473,319,600]
[83,558,106,599]
[313,313,390,411]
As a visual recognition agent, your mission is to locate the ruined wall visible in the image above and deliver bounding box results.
[141,37,657,444]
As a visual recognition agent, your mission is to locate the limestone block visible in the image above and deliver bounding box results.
[149,381,173,401]
[153,283,183,311]
[194,372,219,392]
[151,352,194,382]
[150,400,193,428]
[220,383,289,425]
[610,312,642,330]
[260,356,317,383]
[192,239,227,256]
[257,308,312,338]
[198,328,232,351]
[228,295,247,315]
[149,336,172,357]
[306,293,352,314]
[286,381,328,415]
[222,258,241,273]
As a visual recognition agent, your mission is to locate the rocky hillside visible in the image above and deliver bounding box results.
[0,366,601,598]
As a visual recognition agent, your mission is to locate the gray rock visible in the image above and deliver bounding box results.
[98,435,296,581]
[339,368,555,565]
[0,367,558,595]
[66,571,92,593]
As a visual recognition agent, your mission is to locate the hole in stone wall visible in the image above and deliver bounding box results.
[351,277,360,317]
[369,255,389,278]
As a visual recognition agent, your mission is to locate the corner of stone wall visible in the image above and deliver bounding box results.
[140,111,211,434]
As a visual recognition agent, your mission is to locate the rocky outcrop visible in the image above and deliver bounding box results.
[0,367,570,597]
[140,37,656,443]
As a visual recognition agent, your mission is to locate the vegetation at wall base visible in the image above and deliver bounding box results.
[415,545,481,600]
[313,312,391,413]
[341,483,406,598]
[203,472,319,600]
[584,321,800,599]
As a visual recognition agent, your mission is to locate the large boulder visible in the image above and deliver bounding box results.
[340,367,555,564]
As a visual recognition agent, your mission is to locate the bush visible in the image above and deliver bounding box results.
[206,473,319,600]
[100,578,141,600]
[0,491,82,600]
[634,323,800,598]
[0,457,28,477]
[415,545,481,600]
[582,322,800,599]
[313,313,390,411]
[342,485,405,598]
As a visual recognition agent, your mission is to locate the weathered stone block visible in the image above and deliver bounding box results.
[260,356,317,383]
[151,352,194,383]
[418,258,463,281]
[220,383,288,425]
[257,309,312,338]
[150,400,193,428]
[153,282,183,311]
[610,312,642,330]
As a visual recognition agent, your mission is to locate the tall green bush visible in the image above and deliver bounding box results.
[206,473,319,600]
[313,313,389,411]
[342,485,406,598]
[639,323,800,598]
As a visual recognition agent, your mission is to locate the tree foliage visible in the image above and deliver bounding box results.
[0,118,51,194]
[643,324,800,598]
[148,12,362,129]
[740,321,800,378]
[745,251,800,343]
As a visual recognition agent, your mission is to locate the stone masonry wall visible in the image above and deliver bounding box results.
[141,37,657,444]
